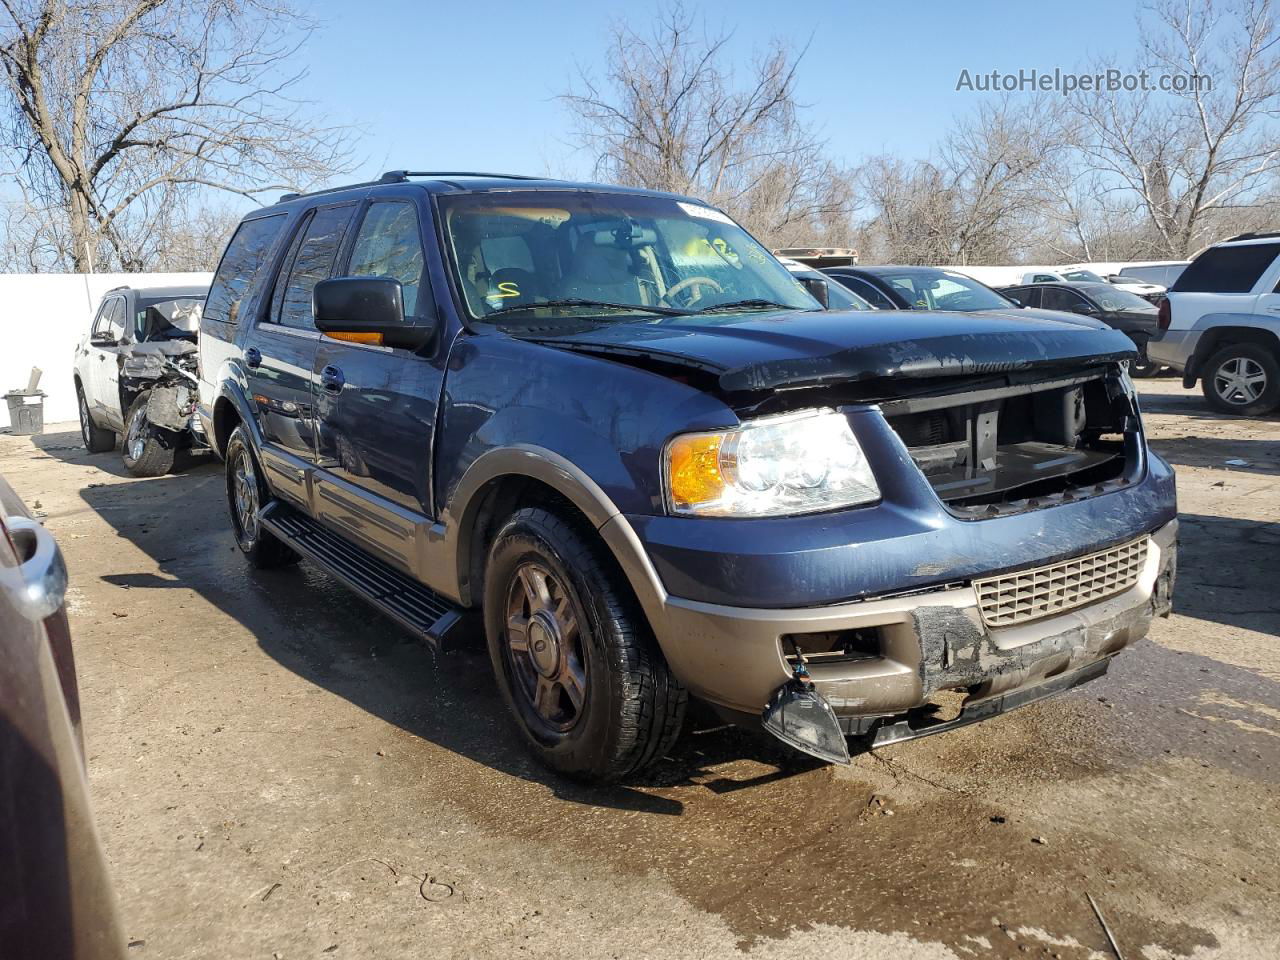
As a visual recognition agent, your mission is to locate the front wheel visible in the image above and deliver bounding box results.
[1201,343,1280,416]
[121,394,175,477]
[1129,342,1160,379]
[484,507,686,782]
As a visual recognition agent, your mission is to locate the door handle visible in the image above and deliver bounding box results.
[2,516,68,621]
[245,347,262,369]
[320,365,345,394]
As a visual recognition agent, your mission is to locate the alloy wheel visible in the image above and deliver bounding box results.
[233,449,260,541]
[504,562,587,733]
[79,393,91,448]
[1213,356,1268,405]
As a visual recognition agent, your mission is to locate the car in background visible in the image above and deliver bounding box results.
[777,257,876,311]
[1022,268,1165,302]
[1115,262,1189,289]
[0,475,126,959]
[1001,282,1163,377]
[773,246,858,268]
[825,265,1039,313]
[74,285,208,476]
[1148,233,1280,415]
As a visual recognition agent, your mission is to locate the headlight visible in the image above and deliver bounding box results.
[122,354,164,379]
[663,409,880,517]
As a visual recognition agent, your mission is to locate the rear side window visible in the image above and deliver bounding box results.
[1172,244,1280,294]
[204,215,286,324]
[270,204,356,330]
[347,201,428,317]
[831,273,896,309]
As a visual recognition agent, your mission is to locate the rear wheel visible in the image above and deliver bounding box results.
[1201,343,1280,416]
[121,394,175,477]
[224,425,297,568]
[484,507,686,782]
[78,385,115,453]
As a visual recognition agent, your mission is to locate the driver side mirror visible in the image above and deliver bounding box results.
[798,276,830,309]
[1071,303,1100,317]
[313,277,436,350]
[90,331,117,347]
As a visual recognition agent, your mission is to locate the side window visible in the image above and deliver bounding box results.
[90,299,114,338]
[108,298,127,339]
[347,202,428,317]
[1172,243,1280,294]
[204,214,287,324]
[834,274,895,309]
[271,204,356,330]
[1042,287,1088,312]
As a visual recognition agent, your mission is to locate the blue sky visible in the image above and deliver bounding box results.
[302,0,1147,186]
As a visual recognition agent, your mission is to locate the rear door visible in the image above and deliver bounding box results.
[310,193,445,571]
[243,202,357,504]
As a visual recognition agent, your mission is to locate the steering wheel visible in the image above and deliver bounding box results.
[661,275,722,307]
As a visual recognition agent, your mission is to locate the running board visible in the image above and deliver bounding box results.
[259,501,473,652]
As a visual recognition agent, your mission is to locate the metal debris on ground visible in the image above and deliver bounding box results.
[1087,891,1125,960]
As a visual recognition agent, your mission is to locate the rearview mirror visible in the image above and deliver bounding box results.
[90,332,117,347]
[798,276,830,309]
[313,277,435,350]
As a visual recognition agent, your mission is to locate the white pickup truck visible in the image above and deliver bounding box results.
[1147,233,1280,416]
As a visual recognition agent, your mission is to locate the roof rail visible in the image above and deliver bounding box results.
[274,170,549,205]
[1225,230,1280,242]
[378,170,544,183]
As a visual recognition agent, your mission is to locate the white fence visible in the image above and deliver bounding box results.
[1,272,211,430]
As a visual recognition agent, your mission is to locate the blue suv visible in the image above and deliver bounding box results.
[198,171,1178,781]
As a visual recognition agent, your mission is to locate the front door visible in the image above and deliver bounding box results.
[244,202,357,505]
[311,196,445,572]
[88,296,127,428]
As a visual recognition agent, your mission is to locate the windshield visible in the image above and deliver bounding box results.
[439,191,818,322]
[1062,270,1105,283]
[135,297,204,341]
[1090,287,1157,312]
[876,270,1012,311]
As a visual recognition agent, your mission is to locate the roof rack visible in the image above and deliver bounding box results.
[275,170,547,204]
[377,170,544,183]
[1225,231,1280,242]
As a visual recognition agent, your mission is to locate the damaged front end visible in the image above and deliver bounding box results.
[121,341,205,444]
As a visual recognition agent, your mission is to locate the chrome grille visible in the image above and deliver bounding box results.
[974,538,1149,628]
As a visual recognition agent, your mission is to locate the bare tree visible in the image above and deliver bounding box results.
[859,99,1056,264]
[0,0,352,272]
[560,2,855,247]
[1065,0,1280,257]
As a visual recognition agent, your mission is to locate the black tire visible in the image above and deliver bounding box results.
[121,394,175,477]
[77,384,115,453]
[1200,342,1280,416]
[224,425,297,568]
[1129,342,1160,379]
[484,507,686,783]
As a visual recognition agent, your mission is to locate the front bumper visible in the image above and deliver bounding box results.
[645,519,1177,722]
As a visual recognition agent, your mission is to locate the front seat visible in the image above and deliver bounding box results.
[563,236,641,304]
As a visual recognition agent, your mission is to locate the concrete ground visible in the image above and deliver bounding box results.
[3,377,1278,959]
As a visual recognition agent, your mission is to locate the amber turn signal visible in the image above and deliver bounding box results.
[324,331,384,346]
[666,433,725,509]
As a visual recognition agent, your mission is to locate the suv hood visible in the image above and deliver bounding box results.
[517,307,1136,393]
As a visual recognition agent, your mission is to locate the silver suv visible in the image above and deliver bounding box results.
[1148,234,1280,416]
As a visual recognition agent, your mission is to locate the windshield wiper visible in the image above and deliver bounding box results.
[694,298,804,314]
[486,298,693,319]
